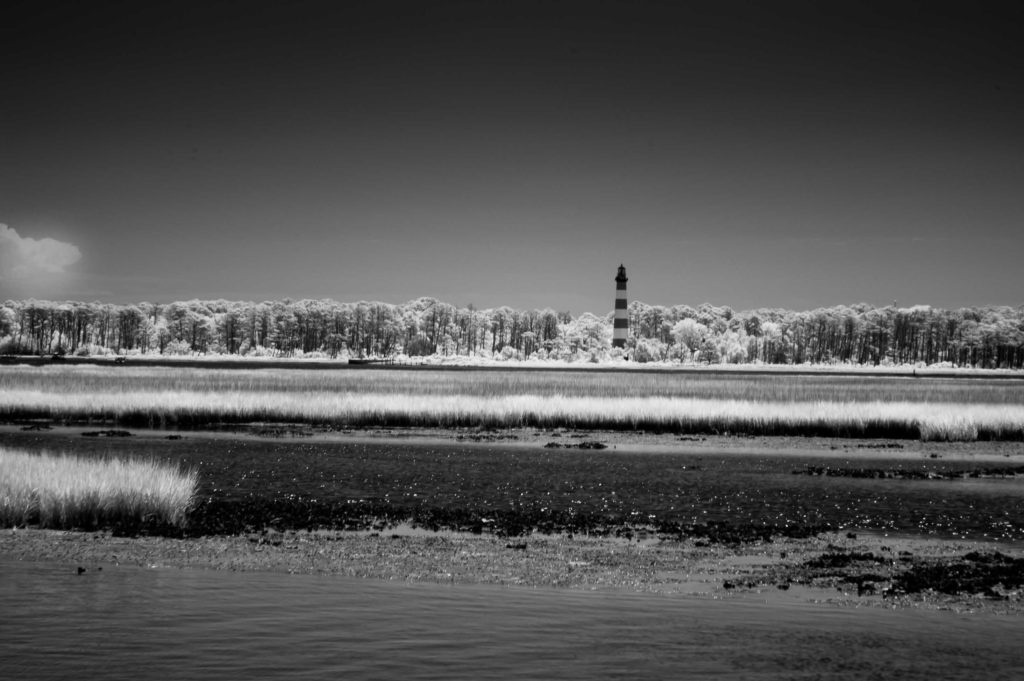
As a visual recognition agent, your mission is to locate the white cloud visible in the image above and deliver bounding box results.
[0,223,82,279]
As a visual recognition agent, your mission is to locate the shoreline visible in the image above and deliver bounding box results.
[6,353,1024,379]
[3,526,1022,615]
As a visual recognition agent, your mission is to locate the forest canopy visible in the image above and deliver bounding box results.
[2,298,1023,369]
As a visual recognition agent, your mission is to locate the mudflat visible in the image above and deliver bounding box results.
[4,525,1023,615]
[3,426,1023,614]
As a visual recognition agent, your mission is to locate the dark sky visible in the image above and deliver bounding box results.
[3,0,1023,313]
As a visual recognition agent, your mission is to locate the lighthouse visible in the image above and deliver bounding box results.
[612,264,628,348]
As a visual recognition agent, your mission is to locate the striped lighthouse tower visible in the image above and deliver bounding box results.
[612,264,628,349]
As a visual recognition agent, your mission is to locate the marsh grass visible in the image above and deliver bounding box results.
[2,388,1023,441]
[0,448,197,530]
[2,365,1023,440]
[4,365,1024,403]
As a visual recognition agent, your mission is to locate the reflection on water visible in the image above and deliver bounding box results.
[1,560,1022,680]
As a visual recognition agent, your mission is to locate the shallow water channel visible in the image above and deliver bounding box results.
[2,559,1023,680]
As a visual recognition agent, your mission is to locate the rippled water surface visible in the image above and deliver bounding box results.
[2,560,1023,680]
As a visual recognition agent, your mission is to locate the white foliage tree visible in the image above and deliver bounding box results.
[632,337,667,363]
[716,329,748,364]
[562,313,612,359]
[671,318,708,355]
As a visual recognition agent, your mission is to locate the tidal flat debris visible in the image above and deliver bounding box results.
[455,432,520,442]
[885,551,1024,600]
[81,430,133,438]
[794,464,1024,480]
[803,551,888,569]
[251,425,314,438]
[544,441,607,450]
[776,546,1024,603]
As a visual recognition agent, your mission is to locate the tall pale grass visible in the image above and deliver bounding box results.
[2,388,1022,441]
[4,364,1024,403]
[0,448,197,530]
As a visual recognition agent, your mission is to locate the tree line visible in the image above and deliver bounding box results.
[2,297,1023,369]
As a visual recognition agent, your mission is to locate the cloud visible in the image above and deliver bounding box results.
[0,223,82,279]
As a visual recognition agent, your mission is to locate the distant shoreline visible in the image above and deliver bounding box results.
[4,353,1024,379]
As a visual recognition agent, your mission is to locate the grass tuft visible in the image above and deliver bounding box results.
[0,448,197,531]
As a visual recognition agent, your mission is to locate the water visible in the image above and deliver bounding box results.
[2,560,1022,680]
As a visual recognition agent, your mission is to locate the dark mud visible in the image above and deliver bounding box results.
[543,440,608,449]
[102,496,828,546]
[81,429,134,438]
[760,545,1024,599]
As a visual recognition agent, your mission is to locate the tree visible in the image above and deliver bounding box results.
[562,313,611,358]
[632,337,666,363]
[760,321,784,363]
[3,296,1023,369]
[671,318,707,356]
[716,329,748,364]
